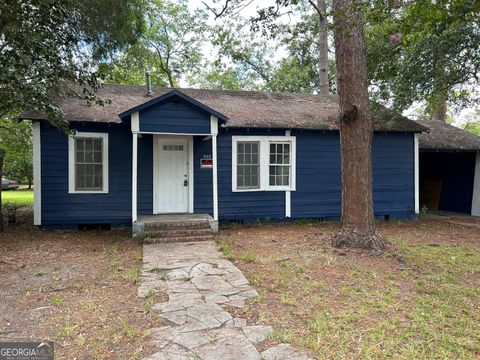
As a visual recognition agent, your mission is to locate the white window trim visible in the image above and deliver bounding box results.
[231,135,296,192]
[68,132,109,194]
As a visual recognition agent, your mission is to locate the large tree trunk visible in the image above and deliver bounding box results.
[430,88,447,122]
[317,0,329,95]
[331,0,386,250]
[0,149,4,232]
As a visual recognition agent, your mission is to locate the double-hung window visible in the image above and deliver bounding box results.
[236,142,260,190]
[68,132,109,193]
[232,136,295,192]
[269,143,291,188]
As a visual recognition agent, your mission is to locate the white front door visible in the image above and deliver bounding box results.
[153,136,189,213]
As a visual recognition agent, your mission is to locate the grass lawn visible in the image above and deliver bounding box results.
[0,217,165,359]
[217,219,480,359]
[1,189,34,206]
[1,214,478,359]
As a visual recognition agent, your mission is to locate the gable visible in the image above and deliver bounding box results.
[138,97,212,134]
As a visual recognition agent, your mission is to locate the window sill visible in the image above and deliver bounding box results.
[68,190,109,194]
[232,188,296,193]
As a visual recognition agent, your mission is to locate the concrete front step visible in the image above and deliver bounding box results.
[144,221,211,231]
[148,234,215,243]
[133,214,218,239]
[145,227,214,238]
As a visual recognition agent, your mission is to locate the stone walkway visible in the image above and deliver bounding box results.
[139,241,312,360]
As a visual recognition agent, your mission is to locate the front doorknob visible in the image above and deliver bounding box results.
[184,179,188,187]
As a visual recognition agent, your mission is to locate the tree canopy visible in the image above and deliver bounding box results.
[101,0,207,87]
[0,0,145,127]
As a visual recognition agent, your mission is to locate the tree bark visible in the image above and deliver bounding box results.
[430,88,447,122]
[331,0,386,250]
[317,0,329,95]
[0,149,5,232]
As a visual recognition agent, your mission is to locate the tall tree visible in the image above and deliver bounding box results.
[331,0,386,250]
[212,17,277,86]
[0,118,33,188]
[0,149,4,232]
[364,0,480,122]
[313,0,329,94]
[0,0,145,128]
[0,0,145,231]
[103,0,206,87]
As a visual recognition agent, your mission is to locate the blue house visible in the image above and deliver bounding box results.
[21,84,427,236]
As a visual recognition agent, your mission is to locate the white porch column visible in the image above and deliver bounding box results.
[211,116,219,221]
[472,152,480,216]
[285,130,291,218]
[414,133,420,214]
[131,112,139,223]
[33,121,42,225]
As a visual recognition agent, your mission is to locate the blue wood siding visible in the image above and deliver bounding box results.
[138,134,153,214]
[217,128,286,221]
[291,130,341,219]
[40,122,132,228]
[217,129,415,222]
[372,133,415,218]
[194,137,213,214]
[139,99,211,134]
[39,122,415,228]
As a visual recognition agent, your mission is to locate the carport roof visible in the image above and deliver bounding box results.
[418,120,480,152]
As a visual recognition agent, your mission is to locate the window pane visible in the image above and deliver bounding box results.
[76,164,85,189]
[245,152,251,164]
[93,139,102,151]
[94,150,102,163]
[237,174,244,188]
[76,139,84,151]
[76,149,84,163]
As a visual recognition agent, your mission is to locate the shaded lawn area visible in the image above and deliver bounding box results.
[217,219,480,359]
[1,189,34,206]
[0,214,165,359]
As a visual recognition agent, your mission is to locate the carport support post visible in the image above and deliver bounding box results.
[472,152,480,216]
[414,133,420,214]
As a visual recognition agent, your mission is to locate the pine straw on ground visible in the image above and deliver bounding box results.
[217,218,480,359]
[0,211,165,359]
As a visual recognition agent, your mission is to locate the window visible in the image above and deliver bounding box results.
[236,142,260,190]
[269,143,291,187]
[162,144,184,151]
[69,133,109,193]
[232,136,295,192]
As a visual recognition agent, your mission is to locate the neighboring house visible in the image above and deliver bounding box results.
[21,84,427,233]
[418,120,480,216]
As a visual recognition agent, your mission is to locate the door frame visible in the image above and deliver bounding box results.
[153,135,194,214]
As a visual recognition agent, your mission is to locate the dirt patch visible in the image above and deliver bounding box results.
[0,211,165,359]
[217,218,480,359]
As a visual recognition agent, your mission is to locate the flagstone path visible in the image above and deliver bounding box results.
[139,241,312,360]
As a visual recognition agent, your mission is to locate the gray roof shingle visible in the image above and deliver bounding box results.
[417,120,480,152]
[20,84,427,132]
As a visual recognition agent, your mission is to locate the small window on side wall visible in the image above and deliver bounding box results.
[69,133,109,193]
